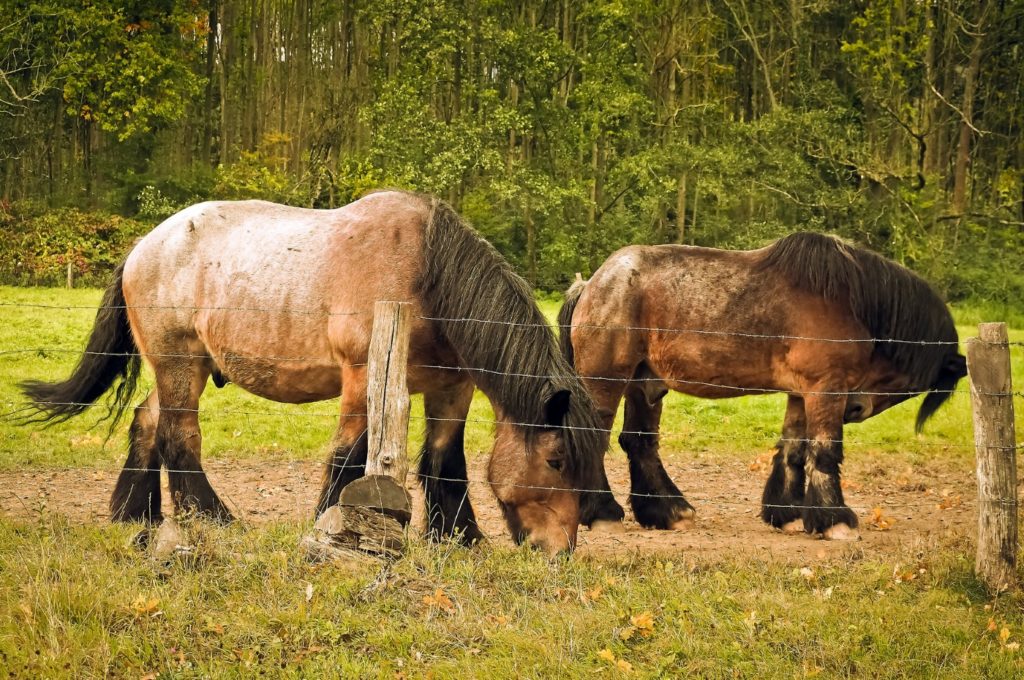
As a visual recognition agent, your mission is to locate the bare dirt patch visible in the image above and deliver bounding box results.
[0,451,978,564]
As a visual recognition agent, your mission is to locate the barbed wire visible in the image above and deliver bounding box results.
[5,348,1023,398]
[0,301,364,317]
[4,299,1022,347]
[2,398,1012,451]
[0,459,1016,513]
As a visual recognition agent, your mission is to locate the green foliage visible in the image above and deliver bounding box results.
[0,203,148,286]
[0,0,1021,309]
[58,1,206,141]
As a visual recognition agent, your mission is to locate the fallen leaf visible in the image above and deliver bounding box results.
[131,596,160,617]
[583,586,603,603]
[619,626,636,641]
[422,589,454,613]
[616,659,634,673]
[1000,627,1012,644]
[305,583,314,602]
[597,648,617,664]
[866,507,895,531]
[800,567,815,580]
[937,495,962,511]
[988,618,998,632]
[748,452,772,472]
[630,611,655,637]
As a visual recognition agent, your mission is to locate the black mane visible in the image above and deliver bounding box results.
[758,232,960,428]
[418,197,603,485]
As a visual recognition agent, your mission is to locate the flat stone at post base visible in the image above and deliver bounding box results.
[302,504,406,562]
[337,475,413,526]
[148,517,193,560]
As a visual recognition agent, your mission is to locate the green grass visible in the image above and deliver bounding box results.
[3,287,1022,471]
[2,286,1024,677]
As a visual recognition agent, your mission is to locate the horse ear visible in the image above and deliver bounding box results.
[946,354,967,379]
[543,389,571,427]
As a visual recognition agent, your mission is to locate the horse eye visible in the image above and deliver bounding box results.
[546,458,564,472]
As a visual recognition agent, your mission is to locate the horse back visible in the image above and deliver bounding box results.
[120,193,438,402]
[573,244,874,397]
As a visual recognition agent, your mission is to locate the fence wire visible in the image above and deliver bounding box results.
[1,298,1019,525]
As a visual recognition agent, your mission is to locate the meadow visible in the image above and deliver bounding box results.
[1,285,1023,678]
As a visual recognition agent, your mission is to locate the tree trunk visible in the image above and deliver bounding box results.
[676,172,687,244]
[952,2,991,214]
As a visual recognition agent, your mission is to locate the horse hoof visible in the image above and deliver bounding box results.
[781,519,804,534]
[669,508,696,531]
[823,523,860,541]
[588,519,626,534]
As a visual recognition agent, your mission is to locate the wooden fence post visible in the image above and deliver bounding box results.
[968,322,1018,592]
[66,262,73,289]
[364,300,412,479]
[302,301,413,562]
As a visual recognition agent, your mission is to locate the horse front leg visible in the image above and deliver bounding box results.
[576,379,626,530]
[418,381,483,545]
[801,392,859,540]
[620,385,694,529]
[316,364,369,516]
[761,395,807,531]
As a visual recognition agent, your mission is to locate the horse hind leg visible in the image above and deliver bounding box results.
[418,382,483,545]
[761,395,808,531]
[110,391,162,523]
[800,393,859,540]
[153,356,232,522]
[620,381,694,530]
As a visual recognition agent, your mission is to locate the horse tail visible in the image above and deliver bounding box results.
[557,275,587,368]
[20,262,141,428]
[915,354,967,433]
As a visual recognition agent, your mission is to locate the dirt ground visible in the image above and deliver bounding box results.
[0,448,983,565]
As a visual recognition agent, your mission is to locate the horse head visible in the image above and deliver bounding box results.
[488,388,583,555]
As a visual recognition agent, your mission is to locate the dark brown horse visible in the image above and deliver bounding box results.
[561,233,966,540]
[22,191,604,553]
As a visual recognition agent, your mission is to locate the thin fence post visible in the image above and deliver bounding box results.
[302,300,413,563]
[968,322,1018,592]
[66,262,73,289]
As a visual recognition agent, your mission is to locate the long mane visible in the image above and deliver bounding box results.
[758,232,960,426]
[417,197,603,485]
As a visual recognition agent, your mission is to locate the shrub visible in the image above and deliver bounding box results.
[0,202,150,286]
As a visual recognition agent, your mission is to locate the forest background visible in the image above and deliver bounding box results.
[1,0,1022,307]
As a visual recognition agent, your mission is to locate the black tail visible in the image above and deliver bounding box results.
[20,262,141,428]
[557,276,586,368]
[915,353,967,433]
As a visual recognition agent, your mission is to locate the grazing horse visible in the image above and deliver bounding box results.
[560,233,966,540]
[22,191,604,553]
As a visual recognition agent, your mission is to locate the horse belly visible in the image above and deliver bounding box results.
[651,345,781,399]
[197,308,342,403]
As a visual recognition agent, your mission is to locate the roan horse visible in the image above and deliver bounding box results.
[561,233,967,540]
[22,191,604,553]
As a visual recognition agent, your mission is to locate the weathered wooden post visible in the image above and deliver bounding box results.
[968,322,1018,592]
[66,262,73,289]
[302,301,413,562]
